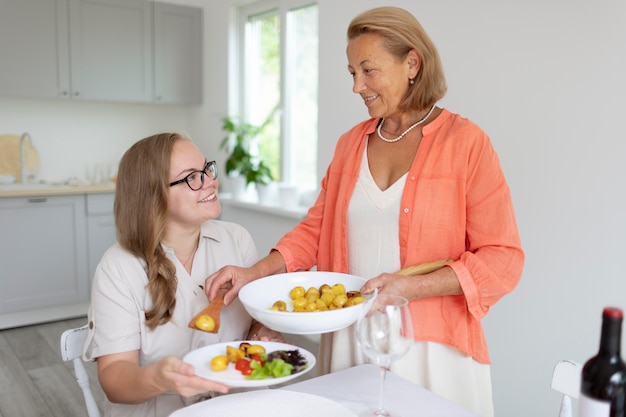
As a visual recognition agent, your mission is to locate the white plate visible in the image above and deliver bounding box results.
[169,389,357,417]
[183,341,315,388]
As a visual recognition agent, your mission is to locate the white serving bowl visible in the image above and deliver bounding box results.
[0,175,15,184]
[239,271,376,335]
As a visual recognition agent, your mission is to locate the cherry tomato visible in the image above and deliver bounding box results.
[235,358,249,371]
[240,364,253,375]
[235,358,253,375]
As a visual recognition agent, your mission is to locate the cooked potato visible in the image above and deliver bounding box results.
[270,283,365,313]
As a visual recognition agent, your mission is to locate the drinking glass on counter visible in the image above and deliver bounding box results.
[356,294,414,417]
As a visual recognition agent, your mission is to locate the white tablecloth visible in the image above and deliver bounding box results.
[283,364,479,416]
[169,364,479,416]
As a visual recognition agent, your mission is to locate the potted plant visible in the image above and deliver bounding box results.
[219,115,274,199]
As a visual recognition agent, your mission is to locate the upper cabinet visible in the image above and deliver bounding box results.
[0,0,202,105]
[0,0,70,99]
[68,0,153,102]
[154,2,202,105]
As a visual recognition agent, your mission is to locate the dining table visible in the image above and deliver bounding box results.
[169,363,480,416]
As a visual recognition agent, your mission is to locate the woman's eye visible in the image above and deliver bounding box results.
[187,172,199,182]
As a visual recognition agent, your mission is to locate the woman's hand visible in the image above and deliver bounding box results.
[98,352,229,404]
[150,356,230,398]
[360,272,416,298]
[205,251,287,305]
[360,266,463,300]
[204,265,259,305]
[247,321,290,343]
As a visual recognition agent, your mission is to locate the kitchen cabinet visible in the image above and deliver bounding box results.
[0,194,89,329]
[86,193,116,281]
[68,0,153,102]
[154,2,203,104]
[0,0,70,99]
[0,0,202,104]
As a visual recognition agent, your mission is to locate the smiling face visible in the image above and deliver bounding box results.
[347,33,418,120]
[167,139,221,227]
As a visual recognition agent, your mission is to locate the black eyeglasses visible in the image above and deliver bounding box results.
[169,160,218,191]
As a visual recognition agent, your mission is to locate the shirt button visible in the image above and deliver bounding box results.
[403,208,410,213]
[410,176,416,181]
[89,320,94,329]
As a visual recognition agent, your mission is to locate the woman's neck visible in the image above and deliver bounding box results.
[163,226,201,272]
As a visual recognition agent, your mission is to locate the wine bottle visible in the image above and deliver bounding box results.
[579,307,626,417]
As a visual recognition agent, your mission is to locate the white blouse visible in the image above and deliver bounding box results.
[347,144,406,279]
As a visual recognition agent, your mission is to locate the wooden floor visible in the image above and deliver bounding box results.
[0,316,105,417]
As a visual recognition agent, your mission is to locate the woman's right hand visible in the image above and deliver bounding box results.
[205,250,288,305]
[98,352,229,404]
[204,265,259,305]
[153,355,230,398]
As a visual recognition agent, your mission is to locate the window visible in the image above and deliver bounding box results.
[237,1,318,188]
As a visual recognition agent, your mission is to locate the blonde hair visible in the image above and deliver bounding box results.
[348,6,447,111]
[114,132,188,329]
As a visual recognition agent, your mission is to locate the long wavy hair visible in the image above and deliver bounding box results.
[347,6,447,112]
[114,132,186,330]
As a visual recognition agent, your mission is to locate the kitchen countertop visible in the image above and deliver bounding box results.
[0,182,115,198]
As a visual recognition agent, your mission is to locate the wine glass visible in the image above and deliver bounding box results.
[356,294,414,417]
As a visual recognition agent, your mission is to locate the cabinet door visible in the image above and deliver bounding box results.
[0,195,88,314]
[68,0,152,102]
[153,2,203,105]
[86,193,116,280]
[0,0,71,99]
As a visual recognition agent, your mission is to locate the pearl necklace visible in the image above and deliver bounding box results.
[376,104,436,143]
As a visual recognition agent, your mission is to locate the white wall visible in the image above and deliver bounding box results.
[1,0,625,415]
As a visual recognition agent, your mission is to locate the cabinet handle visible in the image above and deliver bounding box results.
[28,197,48,203]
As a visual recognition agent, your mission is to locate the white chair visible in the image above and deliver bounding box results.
[551,359,582,417]
[60,325,101,417]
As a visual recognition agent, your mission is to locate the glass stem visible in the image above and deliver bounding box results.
[376,365,390,416]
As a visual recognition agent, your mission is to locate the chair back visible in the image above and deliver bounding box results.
[60,325,101,417]
[551,360,582,417]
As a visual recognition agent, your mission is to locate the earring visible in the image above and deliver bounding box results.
[409,78,415,85]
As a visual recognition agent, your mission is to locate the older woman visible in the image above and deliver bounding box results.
[206,7,524,417]
[84,133,282,417]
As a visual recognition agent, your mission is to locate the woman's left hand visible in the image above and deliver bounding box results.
[361,272,415,298]
[360,266,463,300]
[248,323,290,344]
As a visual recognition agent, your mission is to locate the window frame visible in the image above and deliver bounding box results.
[235,0,318,186]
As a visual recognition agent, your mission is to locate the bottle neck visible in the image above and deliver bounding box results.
[599,315,623,358]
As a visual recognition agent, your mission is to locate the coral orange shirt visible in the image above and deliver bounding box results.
[274,109,524,364]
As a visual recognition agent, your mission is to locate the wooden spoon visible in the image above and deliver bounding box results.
[395,259,452,276]
[188,290,225,333]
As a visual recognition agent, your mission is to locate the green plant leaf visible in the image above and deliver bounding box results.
[219,112,276,183]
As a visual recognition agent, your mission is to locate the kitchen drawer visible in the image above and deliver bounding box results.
[86,193,114,215]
